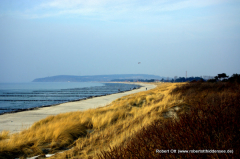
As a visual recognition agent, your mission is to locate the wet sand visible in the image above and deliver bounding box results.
[0,83,156,133]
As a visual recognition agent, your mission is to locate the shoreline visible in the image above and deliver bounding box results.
[0,82,142,116]
[0,82,156,133]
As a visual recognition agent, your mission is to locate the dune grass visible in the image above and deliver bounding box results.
[98,81,240,158]
[0,82,186,158]
[50,82,187,159]
[0,131,9,141]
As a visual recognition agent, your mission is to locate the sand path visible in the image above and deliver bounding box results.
[0,83,156,133]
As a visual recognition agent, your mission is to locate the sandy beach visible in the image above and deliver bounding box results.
[0,83,156,133]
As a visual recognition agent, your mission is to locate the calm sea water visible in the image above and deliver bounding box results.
[0,82,140,114]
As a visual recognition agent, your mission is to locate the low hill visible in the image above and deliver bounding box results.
[32,74,163,82]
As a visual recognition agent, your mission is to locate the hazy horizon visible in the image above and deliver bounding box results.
[1,0,240,82]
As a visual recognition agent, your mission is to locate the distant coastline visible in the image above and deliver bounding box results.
[32,74,163,82]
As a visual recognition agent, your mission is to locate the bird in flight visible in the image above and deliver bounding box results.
[138,62,141,64]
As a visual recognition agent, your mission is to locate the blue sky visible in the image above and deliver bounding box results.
[0,0,240,82]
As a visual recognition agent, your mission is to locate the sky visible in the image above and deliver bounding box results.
[0,0,240,82]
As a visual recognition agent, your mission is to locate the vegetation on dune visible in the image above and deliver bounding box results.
[0,131,9,141]
[0,79,239,158]
[98,81,240,158]
[48,83,183,158]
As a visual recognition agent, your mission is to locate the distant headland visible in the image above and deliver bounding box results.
[32,74,163,82]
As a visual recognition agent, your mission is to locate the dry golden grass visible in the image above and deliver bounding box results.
[0,82,185,158]
[0,131,10,141]
[99,81,240,158]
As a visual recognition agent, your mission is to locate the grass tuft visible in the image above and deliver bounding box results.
[0,131,10,141]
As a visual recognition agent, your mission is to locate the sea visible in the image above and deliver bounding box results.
[0,82,141,115]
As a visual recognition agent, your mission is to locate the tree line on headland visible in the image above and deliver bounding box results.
[174,73,240,83]
[112,73,240,83]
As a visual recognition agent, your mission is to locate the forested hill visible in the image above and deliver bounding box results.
[32,74,162,82]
